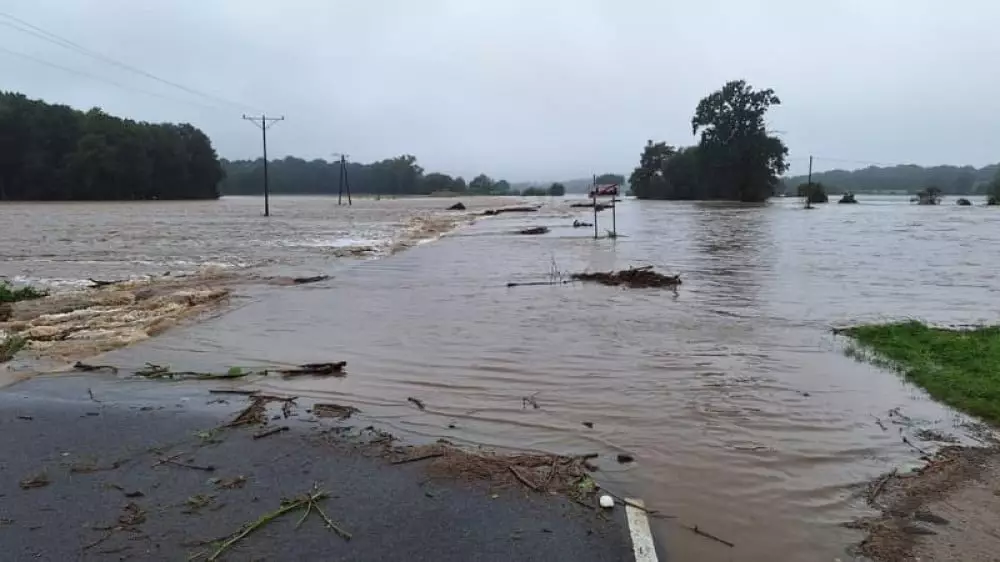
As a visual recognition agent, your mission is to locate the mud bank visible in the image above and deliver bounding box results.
[850,442,1000,562]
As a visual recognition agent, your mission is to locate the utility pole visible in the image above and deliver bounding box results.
[242,114,284,217]
[332,153,352,205]
[805,155,814,209]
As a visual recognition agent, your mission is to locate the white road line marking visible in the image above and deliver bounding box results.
[625,497,658,562]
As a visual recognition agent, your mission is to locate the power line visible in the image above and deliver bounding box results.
[0,12,260,113]
[0,46,224,111]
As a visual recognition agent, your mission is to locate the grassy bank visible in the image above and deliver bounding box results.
[0,281,47,304]
[841,321,1000,424]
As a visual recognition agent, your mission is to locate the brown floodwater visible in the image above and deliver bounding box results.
[4,195,998,561]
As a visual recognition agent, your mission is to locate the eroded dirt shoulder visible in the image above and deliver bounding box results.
[851,445,1000,562]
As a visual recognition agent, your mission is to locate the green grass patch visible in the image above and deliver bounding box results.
[0,281,47,303]
[840,321,1000,425]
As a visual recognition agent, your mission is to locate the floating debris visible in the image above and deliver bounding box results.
[572,266,681,289]
[482,206,539,216]
[446,202,466,211]
[407,397,426,410]
[292,275,330,285]
[517,226,550,235]
[276,362,347,377]
[19,472,50,489]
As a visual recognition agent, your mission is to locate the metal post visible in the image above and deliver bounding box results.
[593,174,598,240]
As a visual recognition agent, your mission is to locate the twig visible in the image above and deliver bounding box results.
[542,456,559,489]
[506,280,576,288]
[601,490,666,517]
[207,497,311,561]
[869,468,897,505]
[82,529,115,550]
[87,388,101,403]
[253,426,288,440]
[391,452,444,465]
[682,524,735,548]
[312,502,352,540]
[158,457,215,472]
[295,501,313,529]
[508,466,540,492]
[407,397,425,410]
[151,453,184,468]
[872,415,887,431]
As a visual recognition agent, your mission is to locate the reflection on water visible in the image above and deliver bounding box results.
[23,195,1000,561]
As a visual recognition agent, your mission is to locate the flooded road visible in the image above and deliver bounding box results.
[7,195,1000,560]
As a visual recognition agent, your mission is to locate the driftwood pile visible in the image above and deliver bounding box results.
[572,266,681,289]
[389,443,600,501]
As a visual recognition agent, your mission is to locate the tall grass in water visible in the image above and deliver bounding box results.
[841,321,1000,424]
[0,281,47,304]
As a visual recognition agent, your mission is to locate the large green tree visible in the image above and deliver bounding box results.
[630,80,788,201]
[691,80,788,201]
[0,92,222,201]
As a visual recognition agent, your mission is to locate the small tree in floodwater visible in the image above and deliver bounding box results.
[915,186,942,205]
[797,182,829,204]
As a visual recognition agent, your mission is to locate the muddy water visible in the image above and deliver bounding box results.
[11,195,1000,561]
[0,196,481,286]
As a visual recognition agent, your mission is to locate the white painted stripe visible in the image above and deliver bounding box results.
[625,497,659,562]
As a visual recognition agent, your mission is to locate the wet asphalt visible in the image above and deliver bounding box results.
[0,373,636,562]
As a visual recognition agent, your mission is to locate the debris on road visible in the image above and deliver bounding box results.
[313,403,360,419]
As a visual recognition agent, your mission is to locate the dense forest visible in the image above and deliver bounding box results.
[781,164,1000,195]
[221,156,517,196]
[630,80,789,202]
[0,92,223,200]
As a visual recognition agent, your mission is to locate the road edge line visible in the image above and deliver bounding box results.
[625,497,658,562]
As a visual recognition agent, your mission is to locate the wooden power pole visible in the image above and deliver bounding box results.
[242,114,284,216]
[334,154,352,205]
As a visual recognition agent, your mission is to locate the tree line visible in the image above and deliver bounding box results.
[630,80,789,202]
[0,92,223,200]
[782,163,1000,195]
[221,156,532,197]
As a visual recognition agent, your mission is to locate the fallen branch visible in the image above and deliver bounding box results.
[205,487,348,561]
[88,278,120,288]
[275,362,346,377]
[391,452,444,465]
[407,397,426,410]
[482,206,539,216]
[73,362,119,374]
[292,275,330,285]
[208,389,260,396]
[253,426,289,440]
[226,395,297,427]
[868,468,897,505]
[135,363,262,380]
[157,456,215,472]
[506,280,575,288]
[517,226,549,235]
[682,524,735,548]
[508,466,541,492]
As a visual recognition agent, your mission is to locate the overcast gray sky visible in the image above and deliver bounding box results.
[2,0,998,181]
